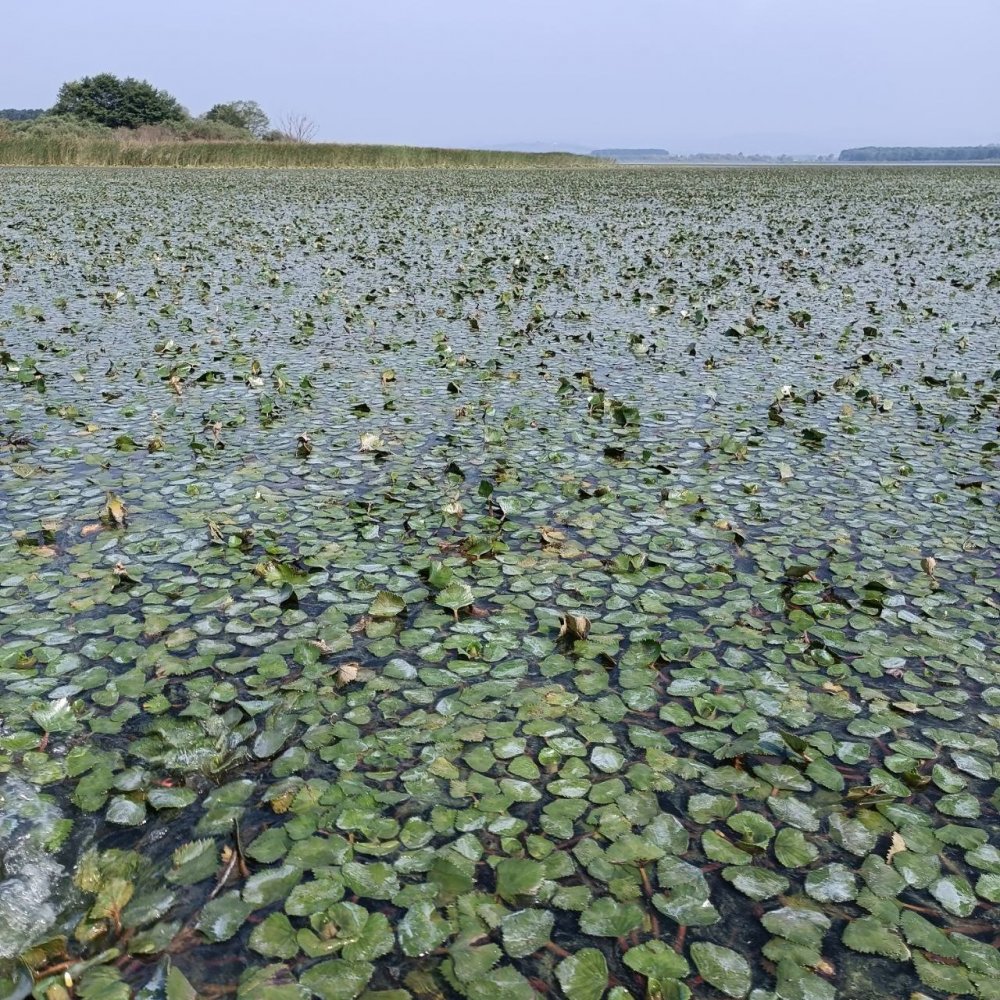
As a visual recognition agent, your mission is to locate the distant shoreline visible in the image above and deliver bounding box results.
[3,137,999,170]
[595,144,1000,166]
[617,160,1000,167]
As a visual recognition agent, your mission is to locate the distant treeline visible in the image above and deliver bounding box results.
[594,148,835,164]
[1,108,45,121]
[840,145,1000,162]
[593,148,673,162]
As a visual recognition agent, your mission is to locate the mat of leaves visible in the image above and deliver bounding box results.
[0,165,997,1000]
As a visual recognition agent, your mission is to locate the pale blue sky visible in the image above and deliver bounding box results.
[4,0,998,153]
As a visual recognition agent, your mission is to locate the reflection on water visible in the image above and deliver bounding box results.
[0,778,67,959]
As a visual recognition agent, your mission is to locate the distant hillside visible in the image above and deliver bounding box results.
[840,144,1000,162]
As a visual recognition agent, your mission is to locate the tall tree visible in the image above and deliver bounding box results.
[52,74,185,129]
[205,100,269,138]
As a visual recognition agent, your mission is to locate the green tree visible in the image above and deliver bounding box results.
[51,74,185,129]
[0,108,45,121]
[205,100,269,138]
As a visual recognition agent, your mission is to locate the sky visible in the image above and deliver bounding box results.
[3,0,999,154]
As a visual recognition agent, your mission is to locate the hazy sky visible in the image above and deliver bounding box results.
[4,0,998,153]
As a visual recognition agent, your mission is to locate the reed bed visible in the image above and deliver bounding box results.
[0,136,602,168]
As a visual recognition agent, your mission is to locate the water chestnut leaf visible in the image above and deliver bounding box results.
[556,948,608,1000]
[841,917,909,961]
[690,942,752,998]
[398,902,449,957]
[579,897,644,936]
[500,908,554,958]
[249,912,299,959]
[299,960,374,1000]
[196,891,254,942]
[369,591,406,618]
[435,581,475,613]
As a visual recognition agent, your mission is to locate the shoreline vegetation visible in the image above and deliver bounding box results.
[2,76,606,169]
[0,136,603,169]
[3,135,1000,169]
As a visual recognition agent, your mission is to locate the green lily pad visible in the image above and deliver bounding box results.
[966,844,1000,874]
[556,948,609,1000]
[727,812,775,846]
[703,830,752,865]
[196,891,254,942]
[690,942,752,998]
[435,581,475,613]
[761,907,831,948]
[106,796,146,826]
[146,785,198,810]
[899,909,957,957]
[237,965,308,1000]
[722,866,789,901]
[501,908,554,958]
[841,917,909,960]
[464,965,537,1000]
[30,698,77,732]
[369,591,406,617]
[774,960,836,1000]
[579,897,644,936]
[342,862,399,901]
[773,828,818,868]
[929,874,977,916]
[913,953,974,996]
[299,961,374,1000]
[804,864,857,903]
[249,912,299,959]
[495,858,545,901]
[827,813,877,856]
[398,902,450,957]
[623,939,689,980]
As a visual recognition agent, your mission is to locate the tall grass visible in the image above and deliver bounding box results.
[0,137,601,169]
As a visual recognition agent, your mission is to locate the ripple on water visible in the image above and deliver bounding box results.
[0,777,67,960]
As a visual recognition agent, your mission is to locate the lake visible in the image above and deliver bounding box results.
[1,165,998,999]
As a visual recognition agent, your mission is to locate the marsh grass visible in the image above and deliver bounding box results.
[0,136,601,168]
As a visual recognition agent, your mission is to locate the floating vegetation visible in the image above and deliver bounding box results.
[0,166,998,999]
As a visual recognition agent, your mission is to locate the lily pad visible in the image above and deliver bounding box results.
[249,912,299,959]
[398,902,449,957]
[501,908,554,958]
[690,942,752,997]
[495,858,545,901]
[299,961,374,1000]
[579,897,644,936]
[196,891,254,942]
[556,948,609,1000]
[623,939,690,981]
[369,591,406,618]
[435,581,475,613]
[841,917,909,961]
[929,874,977,916]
